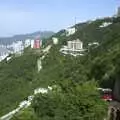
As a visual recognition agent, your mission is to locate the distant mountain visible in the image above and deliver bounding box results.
[0,31,54,45]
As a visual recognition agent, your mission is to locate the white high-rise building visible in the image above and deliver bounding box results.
[12,41,24,54]
[30,40,34,48]
[40,39,42,47]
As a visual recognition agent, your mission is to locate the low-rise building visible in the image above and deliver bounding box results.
[52,37,59,45]
[60,39,85,56]
[66,27,76,36]
[0,40,25,58]
[67,39,83,51]
[99,22,112,28]
[34,88,48,94]
[88,42,99,46]
[33,39,42,49]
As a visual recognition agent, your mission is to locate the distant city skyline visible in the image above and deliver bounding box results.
[0,0,119,37]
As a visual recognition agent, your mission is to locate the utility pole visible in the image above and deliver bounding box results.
[75,17,77,33]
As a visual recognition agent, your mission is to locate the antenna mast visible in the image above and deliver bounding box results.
[74,17,77,33]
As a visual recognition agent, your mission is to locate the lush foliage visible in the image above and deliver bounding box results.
[32,81,107,120]
[1,16,120,119]
[0,53,38,116]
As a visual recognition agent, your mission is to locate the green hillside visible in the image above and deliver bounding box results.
[0,52,39,116]
[42,16,120,89]
[1,16,120,119]
[48,16,120,88]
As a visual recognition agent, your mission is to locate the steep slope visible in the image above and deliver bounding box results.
[50,17,120,46]
[0,51,39,116]
[1,16,120,119]
[41,16,120,100]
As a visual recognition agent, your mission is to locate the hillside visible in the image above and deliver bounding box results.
[0,31,54,45]
[0,16,120,119]
[0,51,39,116]
[45,16,120,91]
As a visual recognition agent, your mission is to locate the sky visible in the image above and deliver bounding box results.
[0,0,119,37]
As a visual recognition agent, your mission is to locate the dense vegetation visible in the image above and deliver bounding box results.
[33,82,108,120]
[43,16,120,90]
[0,52,39,116]
[12,82,108,120]
[1,16,120,119]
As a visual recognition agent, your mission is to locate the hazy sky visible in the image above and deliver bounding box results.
[0,0,119,37]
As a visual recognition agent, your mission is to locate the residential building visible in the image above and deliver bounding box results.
[67,39,83,51]
[34,40,40,49]
[30,40,34,48]
[6,41,24,55]
[33,39,42,49]
[0,47,10,61]
[52,37,59,45]
[60,39,85,56]
[13,41,24,54]
[24,39,31,48]
[66,27,76,36]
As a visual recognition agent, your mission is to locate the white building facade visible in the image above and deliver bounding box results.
[88,42,99,46]
[13,41,24,54]
[66,27,76,36]
[60,39,85,56]
[30,40,34,48]
[67,39,83,51]
[52,37,59,45]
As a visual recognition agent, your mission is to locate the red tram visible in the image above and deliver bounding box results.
[97,88,113,101]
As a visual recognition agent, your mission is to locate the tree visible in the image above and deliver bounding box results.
[32,81,108,120]
[11,108,38,120]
